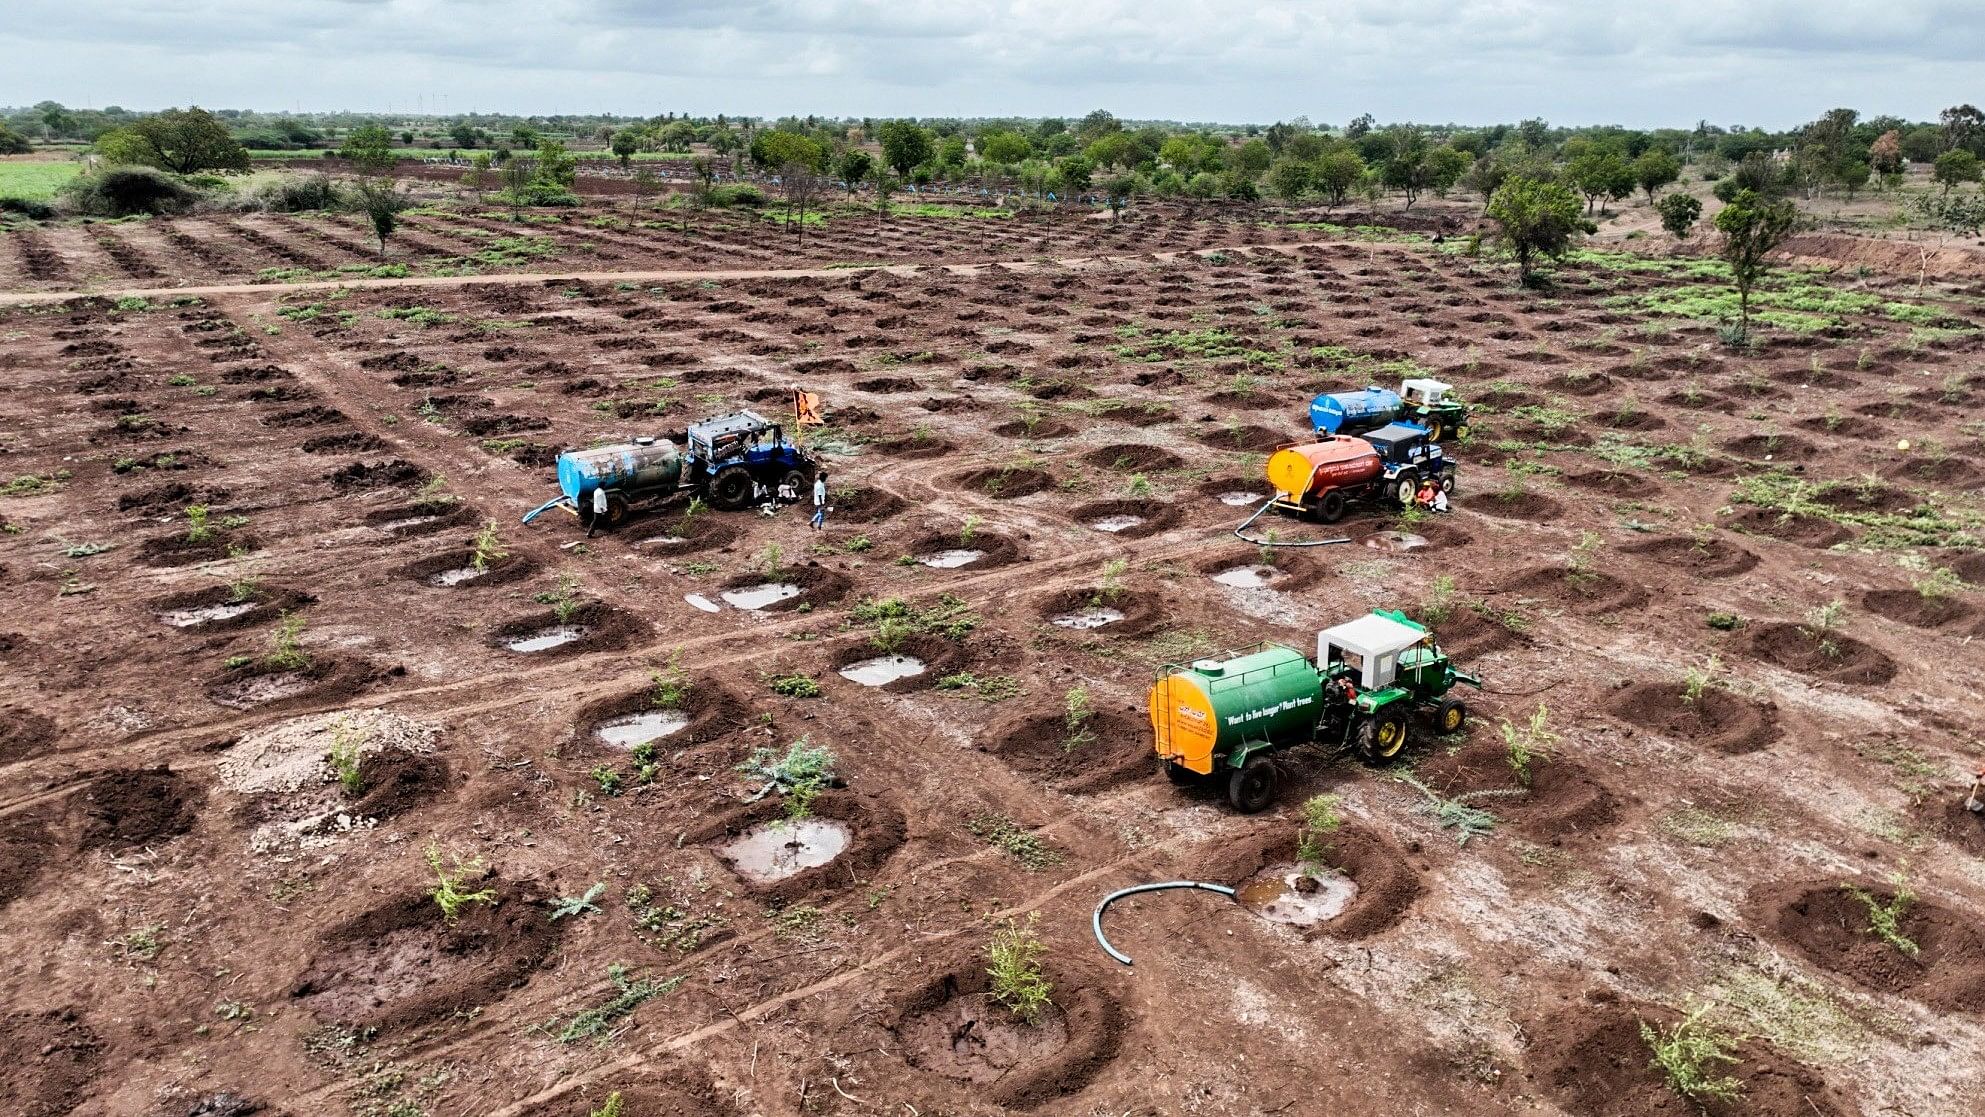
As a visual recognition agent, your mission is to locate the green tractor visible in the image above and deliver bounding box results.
[1148,610,1480,812]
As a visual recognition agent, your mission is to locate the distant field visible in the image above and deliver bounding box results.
[0,161,82,201]
[248,148,695,162]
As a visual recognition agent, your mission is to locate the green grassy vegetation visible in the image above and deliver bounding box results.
[1731,470,1982,549]
[891,202,1012,219]
[0,161,82,201]
[1112,324,1281,366]
[1602,269,1969,333]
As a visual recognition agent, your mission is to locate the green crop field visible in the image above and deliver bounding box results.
[0,161,82,201]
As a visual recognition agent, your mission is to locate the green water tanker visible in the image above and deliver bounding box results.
[1149,610,1480,811]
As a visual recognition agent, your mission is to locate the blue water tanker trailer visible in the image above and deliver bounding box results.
[522,410,814,530]
[1310,378,1469,442]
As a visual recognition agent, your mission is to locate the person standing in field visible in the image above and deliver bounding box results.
[811,471,829,531]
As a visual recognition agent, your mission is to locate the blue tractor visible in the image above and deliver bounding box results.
[522,410,816,530]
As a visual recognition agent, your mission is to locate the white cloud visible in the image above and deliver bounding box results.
[3,0,1979,125]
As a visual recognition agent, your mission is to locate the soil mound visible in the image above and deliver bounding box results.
[888,957,1123,1109]
[0,708,58,765]
[868,432,955,459]
[1526,991,1853,1117]
[952,467,1054,500]
[1860,589,1973,630]
[489,602,649,658]
[1201,822,1423,941]
[291,885,563,1032]
[715,565,850,613]
[1724,507,1852,548]
[1621,536,1758,578]
[982,710,1153,794]
[1498,566,1649,616]
[1756,881,1985,1014]
[75,766,202,851]
[1415,741,1623,841]
[348,752,452,822]
[0,810,57,910]
[1472,491,1563,522]
[829,485,909,524]
[1080,443,1185,472]
[1033,588,1161,638]
[0,1008,104,1117]
[1610,683,1779,755]
[1740,623,1895,685]
[1192,423,1294,452]
[1067,498,1181,539]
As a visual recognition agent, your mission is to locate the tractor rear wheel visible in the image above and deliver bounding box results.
[1439,472,1456,495]
[1424,419,1445,441]
[709,466,755,511]
[1436,698,1468,736]
[1317,490,1348,523]
[1355,709,1410,763]
[1226,755,1277,813]
[781,469,809,502]
[1392,471,1420,508]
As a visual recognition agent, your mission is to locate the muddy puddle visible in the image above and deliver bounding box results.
[426,566,486,587]
[1236,864,1359,927]
[504,625,587,653]
[1090,514,1145,533]
[638,534,688,547]
[684,593,720,613]
[1053,608,1125,629]
[595,710,690,748]
[919,549,984,569]
[721,582,801,610]
[1215,491,1264,506]
[839,655,927,687]
[903,998,1070,1084]
[717,818,852,883]
[159,601,256,627]
[1211,565,1279,588]
[1361,531,1430,552]
[375,514,441,533]
[211,671,314,709]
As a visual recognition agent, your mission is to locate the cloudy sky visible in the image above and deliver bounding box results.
[4,0,1980,127]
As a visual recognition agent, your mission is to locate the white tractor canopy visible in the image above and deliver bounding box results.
[1318,611,1430,689]
[1400,378,1452,406]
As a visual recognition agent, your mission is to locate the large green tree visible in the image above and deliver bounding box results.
[339,124,397,175]
[1484,176,1591,285]
[96,107,248,174]
[1633,150,1681,202]
[877,120,932,176]
[1714,189,1798,342]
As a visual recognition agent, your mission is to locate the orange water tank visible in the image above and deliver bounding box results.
[1265,436,1382,501]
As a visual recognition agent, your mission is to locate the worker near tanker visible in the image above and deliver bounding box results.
[1968,766,1985,813]
[585,484,608,538]
[811,471,829,531]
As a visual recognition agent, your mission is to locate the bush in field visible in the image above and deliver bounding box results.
[60,166,203,217]
[254,174,348,213]
[1656,193,1702,240]
[1484,175,1592,285]
[712,184,767,208]
[94,107,249,175]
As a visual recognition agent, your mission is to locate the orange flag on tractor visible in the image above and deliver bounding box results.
[794,388,825,427]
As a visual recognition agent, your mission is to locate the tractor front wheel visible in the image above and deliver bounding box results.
[1226,755,1277,813]
[1356,710,1410,763]
[1425,419,1445,442]
[709,466,756,511]
[1436,697,1468,736]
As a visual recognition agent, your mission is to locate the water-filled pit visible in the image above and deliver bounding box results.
[1216,491,1264,506]
[375,514,440,533]
[1211,565,1279,588]
[639,535,688,547]
[159,601,257,627]
[721,583,802,610]
[1361,531,1430,553]
[505,625,587,653]
[1090,515,1145,533]
[1053,607,1124,630]
[210,671,313,709]
[1236,864,1359,927]
[919,549,984,569]
[595,709,690,749]
[684,594,720,613]
[838,655,927,687]
[426,567,485,587]
[717,818,852,883]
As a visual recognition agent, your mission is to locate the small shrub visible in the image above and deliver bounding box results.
[969,813,1063,870]
[1499,702,1558,786]
[1680,655,1721,704]
[1641,1005,1743,1106]
[649,649,692,708]
[184,504,213,543]
[1843,878,1920,957]
[767,672,821,698]
[1705,611,1742,631]
[1297,793,1344,867]
[1062,686,1095,751]
[986,913,1054,1024]
[265,611,309,670]
[470,520,507,572]
[327,717,367,795]
[426,845,497,923]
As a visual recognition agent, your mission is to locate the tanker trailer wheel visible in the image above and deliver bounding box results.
[603,493,630,528]
[1356,710,1410,763]
[1436,698,1468,735]
[1317,490,1348,523]
[1393,471,1421,508]
[1227,755,1278,813]
[709,466,756,511]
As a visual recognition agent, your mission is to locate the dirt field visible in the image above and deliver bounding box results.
[3,200,1984,1117]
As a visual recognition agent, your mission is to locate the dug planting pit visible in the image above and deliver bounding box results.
[886,955,1124,1109]
[1739,623,1896,686]
[1201,823,1424,941]
[1754,881,1985,1014]
[904,528,1021,571]
[1724,507,1854,548]
[635,517,739,555]
[205,657,371,713]
[1610,682,1780,756]
[489,603,645,659]
[981,709,1152,794]
[1072,498,1179,538]
[403,549,536,589]
[1236,866,1360,926]
[74,766,203,852]
[833,633,966,693]
[1414,740,1626,844]
[218,710,446,846]
[952,467,1055,501]
[716,565,850,614]
[150,585,311,632]
[1497,566,1650,617]
[363,503,475,537]
[694,789,904,903]
[290,884,563,1035]
[137,531,263,569]
[1621,535,1760,578]
[1525,989,1855,1117]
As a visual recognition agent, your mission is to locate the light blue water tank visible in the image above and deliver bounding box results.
[1310,386,1403,434]
[556,438,682,503]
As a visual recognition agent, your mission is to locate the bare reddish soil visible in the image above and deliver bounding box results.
[1,202,1982,1116]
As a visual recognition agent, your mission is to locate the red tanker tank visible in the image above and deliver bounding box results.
[1265,436,1383,501]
